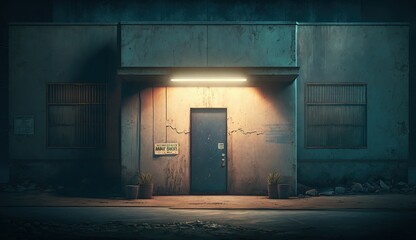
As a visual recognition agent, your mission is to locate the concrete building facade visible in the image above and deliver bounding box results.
[8,22,409,195]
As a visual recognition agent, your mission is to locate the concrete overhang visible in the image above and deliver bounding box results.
[117,67,299,86]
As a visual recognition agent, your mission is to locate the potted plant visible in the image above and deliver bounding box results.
[125,184,139,199]
[138,172,153,199]
[278,182,291,199]
[278,176,292,199]
[124,175,139,199]
[267,171,280,199]
[124,174,139,199]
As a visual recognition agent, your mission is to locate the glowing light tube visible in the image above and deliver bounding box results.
[171,78,246,82]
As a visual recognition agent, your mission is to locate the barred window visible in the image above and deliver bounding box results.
[305,83,367,148]
[47,84,107,148]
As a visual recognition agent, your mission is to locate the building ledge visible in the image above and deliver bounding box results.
[117,67,299,86]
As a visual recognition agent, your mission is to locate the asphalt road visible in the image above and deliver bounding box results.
[0,207,414,239]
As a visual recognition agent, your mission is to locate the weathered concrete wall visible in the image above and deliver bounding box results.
[52,0,412,23]
[121,25,206,67]
[119,23,298,194]
[9,22,410,192]
[9,24,120,185]
[134,85,296,195]
[120,84,140,185]
[121,24,297,67]
[297,24,409,186]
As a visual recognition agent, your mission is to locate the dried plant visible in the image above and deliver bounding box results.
[267,171,281,185]
[138,172,153,185]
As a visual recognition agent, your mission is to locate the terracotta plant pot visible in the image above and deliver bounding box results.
[278,184,291,199]
[267,183,278,199]
[125,185,139,199]
[139,184,153,199]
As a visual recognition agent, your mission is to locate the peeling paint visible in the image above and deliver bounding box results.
[164,156,187,194]
[202,88,214,107]
[243,160,261,194]
[397,121,408,135]
[137,86,296,195]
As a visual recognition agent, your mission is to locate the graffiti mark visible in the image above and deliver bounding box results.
[264,124,294,144]
[397,121,408,135]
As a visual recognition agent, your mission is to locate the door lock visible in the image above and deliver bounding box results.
[221,153,226,167]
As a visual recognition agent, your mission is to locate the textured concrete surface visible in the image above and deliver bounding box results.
[121,24,296,67]
[122,85,296,195]
[0,193,415,210]
[9,22,410,192]
[1,207,414,239]
[297,24,409,185]
[8,25,121,185]
[0,163,9,183]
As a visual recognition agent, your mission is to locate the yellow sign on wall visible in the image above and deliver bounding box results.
[154,143,179,155]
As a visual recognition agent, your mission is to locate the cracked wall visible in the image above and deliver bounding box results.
[137,85,296,195]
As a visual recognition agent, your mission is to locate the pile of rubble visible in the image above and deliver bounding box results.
[0,218,277,240]
[0,180,62,193]
[298,180,416,197]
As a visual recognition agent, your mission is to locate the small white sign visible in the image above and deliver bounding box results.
[218,143,224,150]
[14,116,34,135]
[154,143,179,155]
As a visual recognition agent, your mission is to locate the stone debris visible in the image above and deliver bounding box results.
[335,186,346,194]
[318,188,334,196]
[0,218,281,239]
[0,181,58,193]
[363,182,376,193]
[351,182,364,193]
[2,178,416,199]
[379,180,390,191]
[296,179,416,198]
[305,189,318,196]
[297,183,312,195]
[396,181,407,187]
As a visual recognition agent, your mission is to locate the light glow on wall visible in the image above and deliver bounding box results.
[171,77,246,82]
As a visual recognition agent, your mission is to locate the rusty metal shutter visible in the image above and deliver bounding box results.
[47,84,107,148]
[305,83,367,148]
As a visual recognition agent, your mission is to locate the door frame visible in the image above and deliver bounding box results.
[189,108,228,194]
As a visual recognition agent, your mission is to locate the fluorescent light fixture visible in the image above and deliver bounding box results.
[171,77,246,82]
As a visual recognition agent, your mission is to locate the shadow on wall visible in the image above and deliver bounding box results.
[11,44,120,197]
[75,43,118,83]
[69,43,119,196]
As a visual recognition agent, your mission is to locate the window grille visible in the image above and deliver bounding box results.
[305,83,367,148]
[47,84,106,147]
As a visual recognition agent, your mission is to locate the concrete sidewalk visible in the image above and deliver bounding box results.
[1,192,416,210]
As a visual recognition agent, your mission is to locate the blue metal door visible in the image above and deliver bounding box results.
[191,108,227,194]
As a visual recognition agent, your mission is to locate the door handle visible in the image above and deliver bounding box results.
[221,153,226,167]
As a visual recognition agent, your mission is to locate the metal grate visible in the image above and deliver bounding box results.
[47,84,107,148]
[305,83,367,148]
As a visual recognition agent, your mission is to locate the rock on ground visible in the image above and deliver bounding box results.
[305,189,318,196]
[351,183,364,193]
[335,186,346,194]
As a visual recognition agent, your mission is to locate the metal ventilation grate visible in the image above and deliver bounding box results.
[47,84,107,148]
[305,83,367,148]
